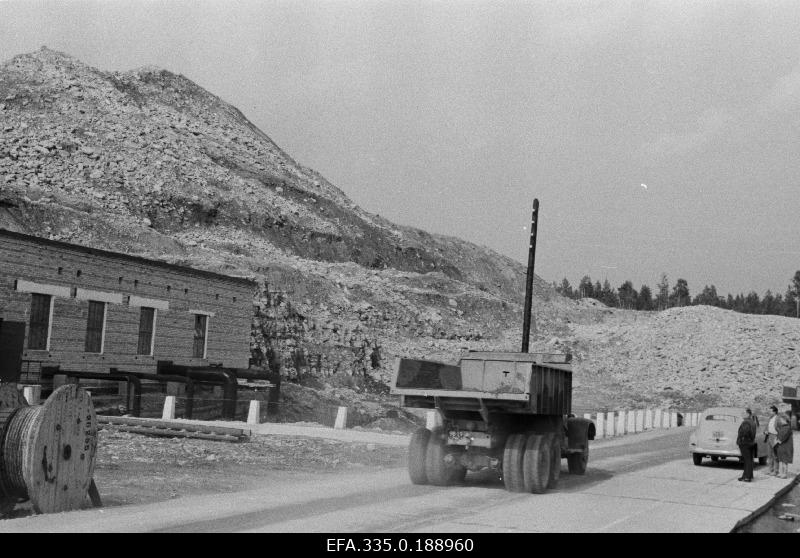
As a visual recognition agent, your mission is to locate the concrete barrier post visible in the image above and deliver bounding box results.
[426,410,443,430]
[662,410,671,428]
[671,412,678,428]
[616,411,626,436]
[653,409,662,429]
[606,411,615,437]
[334,406,348,429]
[247,400,261,425]
[645,409,653,430]
[162,395,176,420]
[635,410,644,432]
[22,385,41,405]
[627,411,636,434]
[595,413,605,438]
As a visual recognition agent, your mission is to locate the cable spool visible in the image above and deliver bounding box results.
[0,383,26,515]
[0,384,97,514]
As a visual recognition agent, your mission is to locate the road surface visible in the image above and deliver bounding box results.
[7,426,771,533]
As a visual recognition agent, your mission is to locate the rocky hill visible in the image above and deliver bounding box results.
[1,48,798,417]
[0,48,593,381]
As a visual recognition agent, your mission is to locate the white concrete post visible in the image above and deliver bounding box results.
[662,410,671,428]
[247,400,261,425]
[653,409,662,429]
[334,406,348,429]
[645,409,653,430]
[162,395,176,420]
[635,410,644,432]
[22,385,41,405]
[627,411,636,434]
[606,411,615,437]
[616,411,626,436]
[671,412,678,428]
[426,410,443,430]
[595,413,605,438]
[694,412,700,426]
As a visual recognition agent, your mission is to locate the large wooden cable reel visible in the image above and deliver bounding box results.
[0,383,98,515]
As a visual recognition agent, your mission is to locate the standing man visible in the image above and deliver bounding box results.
[766,405,780,476]
[737,408,756,482]
[775,412,794,479]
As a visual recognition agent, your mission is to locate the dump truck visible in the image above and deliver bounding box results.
[390,199,595,493]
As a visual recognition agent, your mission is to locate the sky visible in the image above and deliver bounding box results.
[1,0,799,296]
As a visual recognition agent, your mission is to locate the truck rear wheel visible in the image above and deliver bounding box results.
[502,433,527,492]
[408,428,431,484]
[523,434,551,494]
[568,446,589,475]
[547,434,561,489]
[425,428,466,486]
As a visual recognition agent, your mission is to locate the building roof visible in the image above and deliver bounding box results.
[0,228,256,287]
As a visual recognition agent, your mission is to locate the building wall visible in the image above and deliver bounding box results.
[0,232,255,381]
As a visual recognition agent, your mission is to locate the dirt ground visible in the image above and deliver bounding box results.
[2,427,408,519]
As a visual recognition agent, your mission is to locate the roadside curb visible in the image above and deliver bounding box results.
[730,473,800,532]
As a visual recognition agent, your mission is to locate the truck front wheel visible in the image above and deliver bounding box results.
[568,447,589,475]
[408,428,431,484]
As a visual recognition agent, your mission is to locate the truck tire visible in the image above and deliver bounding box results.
[425,428,466,486]
[546,433,561,489]
[523,434,551,494]
[408,428,431,484]
[692,453,703,466]
[502,433,527,492]
[568,446,589,475]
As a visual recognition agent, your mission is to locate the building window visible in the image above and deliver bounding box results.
[192,313,208,358]
[85,301,106,353]
[28,293,53,350]
[137,307,156,356]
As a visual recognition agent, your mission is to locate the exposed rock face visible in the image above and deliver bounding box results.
[0,47,589,382]
[3,48,798,413]
[557,305,800,413]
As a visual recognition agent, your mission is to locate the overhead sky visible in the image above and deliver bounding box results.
[2,0,799,296]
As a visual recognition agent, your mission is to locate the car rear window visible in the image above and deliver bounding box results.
[705,415,738,422]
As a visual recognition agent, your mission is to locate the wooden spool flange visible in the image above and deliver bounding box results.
[0,383,27,515]
[1,384,97,514]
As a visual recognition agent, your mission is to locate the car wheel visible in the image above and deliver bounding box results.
[758,456,767,466]
[692,453,703,466]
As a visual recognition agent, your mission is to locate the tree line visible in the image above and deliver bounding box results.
[553,271,800,317]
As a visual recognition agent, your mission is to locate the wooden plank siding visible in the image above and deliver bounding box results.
[0,230,256,380]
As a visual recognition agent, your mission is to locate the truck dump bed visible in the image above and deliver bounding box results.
[391,352,572,415]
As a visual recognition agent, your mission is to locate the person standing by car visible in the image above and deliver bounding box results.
[737,408,756,482]
[766,405,780,476]
[775,412,794,479]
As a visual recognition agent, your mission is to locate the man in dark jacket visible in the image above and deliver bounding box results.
[737,408,756,482]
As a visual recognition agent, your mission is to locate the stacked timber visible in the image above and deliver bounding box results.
[0,384,98,516]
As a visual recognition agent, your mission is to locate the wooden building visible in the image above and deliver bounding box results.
[0,229,256,384]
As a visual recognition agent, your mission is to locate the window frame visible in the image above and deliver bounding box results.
[84,300,107,354]
[27,293,54,351]
[137,306,157,356]
[192,313,209,359]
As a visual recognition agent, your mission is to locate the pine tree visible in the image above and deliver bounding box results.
[669,278,690,307]
[578,275,594,299]
[638,284,654,310]
[601,279,618,307]
[617,280,638,309]
[656,273,669,310]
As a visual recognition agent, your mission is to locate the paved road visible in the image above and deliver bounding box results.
[6,426,779,533]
